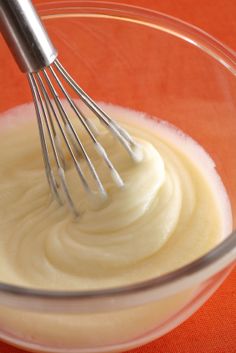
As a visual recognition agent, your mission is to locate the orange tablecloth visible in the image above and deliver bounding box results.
[0,0,235,352]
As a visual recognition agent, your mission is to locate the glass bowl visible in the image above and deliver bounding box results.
[0,1,236,352]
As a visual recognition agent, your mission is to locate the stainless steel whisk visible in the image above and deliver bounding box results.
[0,0,141,215]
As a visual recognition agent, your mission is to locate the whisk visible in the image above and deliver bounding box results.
[0,0,142,216]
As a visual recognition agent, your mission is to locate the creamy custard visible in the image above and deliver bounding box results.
[0,102,232,290]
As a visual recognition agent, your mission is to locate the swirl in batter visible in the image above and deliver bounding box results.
[0,103,232,289]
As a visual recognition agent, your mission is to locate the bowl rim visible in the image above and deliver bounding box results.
[0,0,235,307]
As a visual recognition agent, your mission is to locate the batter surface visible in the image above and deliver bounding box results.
[0,102,232,289]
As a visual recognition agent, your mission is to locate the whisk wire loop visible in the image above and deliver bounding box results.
[27,60,142,214]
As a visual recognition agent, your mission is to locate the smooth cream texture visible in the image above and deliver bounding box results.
[0,102,232,290]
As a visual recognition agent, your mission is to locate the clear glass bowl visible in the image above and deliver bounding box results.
[0,1,235,352]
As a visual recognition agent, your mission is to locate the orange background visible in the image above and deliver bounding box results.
[0,0,235,353]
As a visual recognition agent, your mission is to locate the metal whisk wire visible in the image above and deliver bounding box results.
[27,60,138,215]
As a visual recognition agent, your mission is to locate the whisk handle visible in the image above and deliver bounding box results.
[0,0,57,73]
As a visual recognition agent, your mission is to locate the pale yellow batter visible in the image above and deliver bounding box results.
[0,102,232,290]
